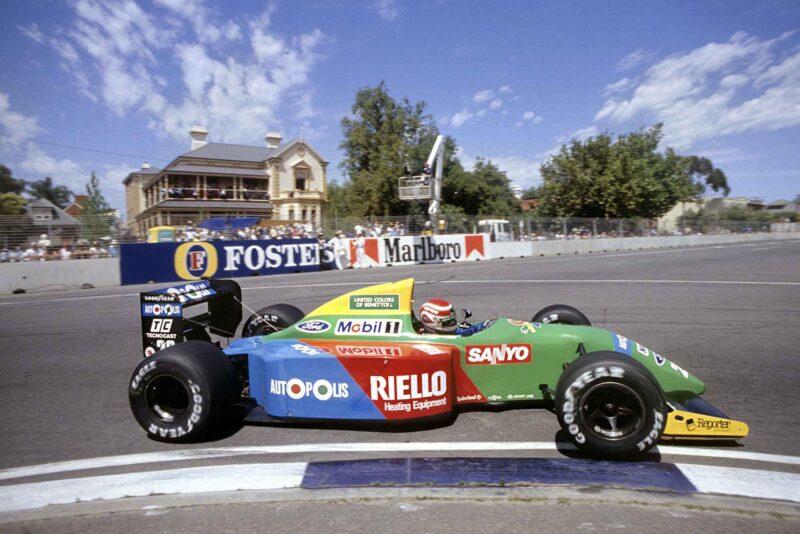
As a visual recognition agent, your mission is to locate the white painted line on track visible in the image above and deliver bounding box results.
[2,442,798,482]
[751,246,781,251]
[0,463,306,514]
[438,279,800,286]
[677,463,800,503]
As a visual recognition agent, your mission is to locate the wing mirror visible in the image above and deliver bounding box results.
[461,309,472,321]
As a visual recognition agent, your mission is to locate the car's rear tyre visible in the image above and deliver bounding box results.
[242,303,304,337]
[532,304,591,326]
[555,351,666,458]
[129,340,242,443]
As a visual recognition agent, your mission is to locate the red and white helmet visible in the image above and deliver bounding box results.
[419,299,457,333]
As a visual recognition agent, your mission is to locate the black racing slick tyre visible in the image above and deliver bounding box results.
[555,352,666,458]
[532,304,591,326]
[128,341,242,443]
[242,303,305,337]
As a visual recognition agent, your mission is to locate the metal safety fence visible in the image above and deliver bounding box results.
[0,213,788,262]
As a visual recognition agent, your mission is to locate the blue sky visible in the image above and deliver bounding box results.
[1,0,798,213]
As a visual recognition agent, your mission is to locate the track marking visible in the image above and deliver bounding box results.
[0,463,306,514]
[1,460,798,514]
[677,463,800,503]
[1,442,798,482]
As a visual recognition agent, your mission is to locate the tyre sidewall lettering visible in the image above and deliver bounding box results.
[562,366,625,444]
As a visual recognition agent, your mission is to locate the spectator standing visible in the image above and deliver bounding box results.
[354,232,368,268]
[327,231,349,270]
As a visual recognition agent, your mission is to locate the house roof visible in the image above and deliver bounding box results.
[767,199,790,207]
[181,142,283,163]
[26,197,81,227]
[123,166,162,185]
[166,164,269,177]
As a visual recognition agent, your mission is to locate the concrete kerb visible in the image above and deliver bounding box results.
[1,232,797,294]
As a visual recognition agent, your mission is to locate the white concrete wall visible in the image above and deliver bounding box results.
[1,232,797,294]
[0,258,121,294]
[490,231,799,259]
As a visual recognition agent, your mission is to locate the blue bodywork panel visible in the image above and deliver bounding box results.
[226,338,384,420]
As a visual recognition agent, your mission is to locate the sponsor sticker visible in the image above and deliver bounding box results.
[465,343,532,365]
[296,320,331,334]
[349,294,400,310]
[370,371,448,414]
[270,378,349,401]
[335,345,403,357]
[335,319,402,336]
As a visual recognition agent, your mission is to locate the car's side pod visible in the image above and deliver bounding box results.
[139,279,242,358]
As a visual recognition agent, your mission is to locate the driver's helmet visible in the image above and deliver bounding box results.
[419,299,458,333]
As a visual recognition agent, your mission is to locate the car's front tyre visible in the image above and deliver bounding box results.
[128,341,241,442]
[532,304,591,326]
[555,351,666,458]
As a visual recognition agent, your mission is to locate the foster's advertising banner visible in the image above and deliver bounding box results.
[120,239,320,285]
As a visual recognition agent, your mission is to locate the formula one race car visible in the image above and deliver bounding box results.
[129,278,748,458]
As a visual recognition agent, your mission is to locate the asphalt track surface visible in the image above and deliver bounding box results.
[1,239,799,531]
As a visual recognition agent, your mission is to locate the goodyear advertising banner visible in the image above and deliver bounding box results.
[339,234,490,269]
[120,239,321,285]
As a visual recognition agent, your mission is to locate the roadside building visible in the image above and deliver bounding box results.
[123,127,328,239]
[25,197,81,245]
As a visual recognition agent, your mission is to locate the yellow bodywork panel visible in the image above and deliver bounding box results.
[662,409,749,440]
[305,278,415,318]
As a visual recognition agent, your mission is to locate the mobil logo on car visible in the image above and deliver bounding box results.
[335,319,402,336]
[465,343,532,365]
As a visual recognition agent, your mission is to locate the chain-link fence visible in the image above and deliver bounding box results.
[0,213,789,262]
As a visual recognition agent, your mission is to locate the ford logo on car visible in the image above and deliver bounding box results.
[296,320,331,333]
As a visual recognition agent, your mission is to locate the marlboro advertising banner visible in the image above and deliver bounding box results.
[342,234,490,269]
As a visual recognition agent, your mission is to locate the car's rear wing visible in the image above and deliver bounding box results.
[140,279,242,357]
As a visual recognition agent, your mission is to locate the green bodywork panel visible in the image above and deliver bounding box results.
[266,311,705,403]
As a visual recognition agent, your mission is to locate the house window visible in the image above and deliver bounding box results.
[294,168,308,191]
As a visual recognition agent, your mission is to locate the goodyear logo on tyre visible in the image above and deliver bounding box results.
[174,242,219,280]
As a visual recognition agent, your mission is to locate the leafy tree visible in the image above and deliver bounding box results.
[0,192,31,247]
[26,176,73,208]
[0,192,28,215]
[686,156,730,196]
[79,172,114,241]
[339,82,437,217]
[537,125,699,218]
[0,165,25,194]
[443,158,520,216]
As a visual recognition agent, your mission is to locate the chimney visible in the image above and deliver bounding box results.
[265,132,282,149]
[141,162,151,169]
[190,126,208,150]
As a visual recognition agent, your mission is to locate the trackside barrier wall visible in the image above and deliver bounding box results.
[1,232,798,294]
[486,232,800,259]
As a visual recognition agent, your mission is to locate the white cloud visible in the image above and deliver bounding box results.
[617,48,653,71]
[489,99,503,110]
[19,145,85,190]
[372,0,400,22]
[0,92,41,147]
[451,108,474,127]
[498,85,511,93]
[18,23,45,44]
[473,89,494,103]
[522,111,536,121]
[46,1,325,144]
[484,155,542,187]
[596,31,800,149]
[153,0,241,44]
[557,126,599,144]
[603,77,637,97]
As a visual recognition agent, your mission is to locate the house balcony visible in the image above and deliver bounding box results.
[278,190,324,201]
